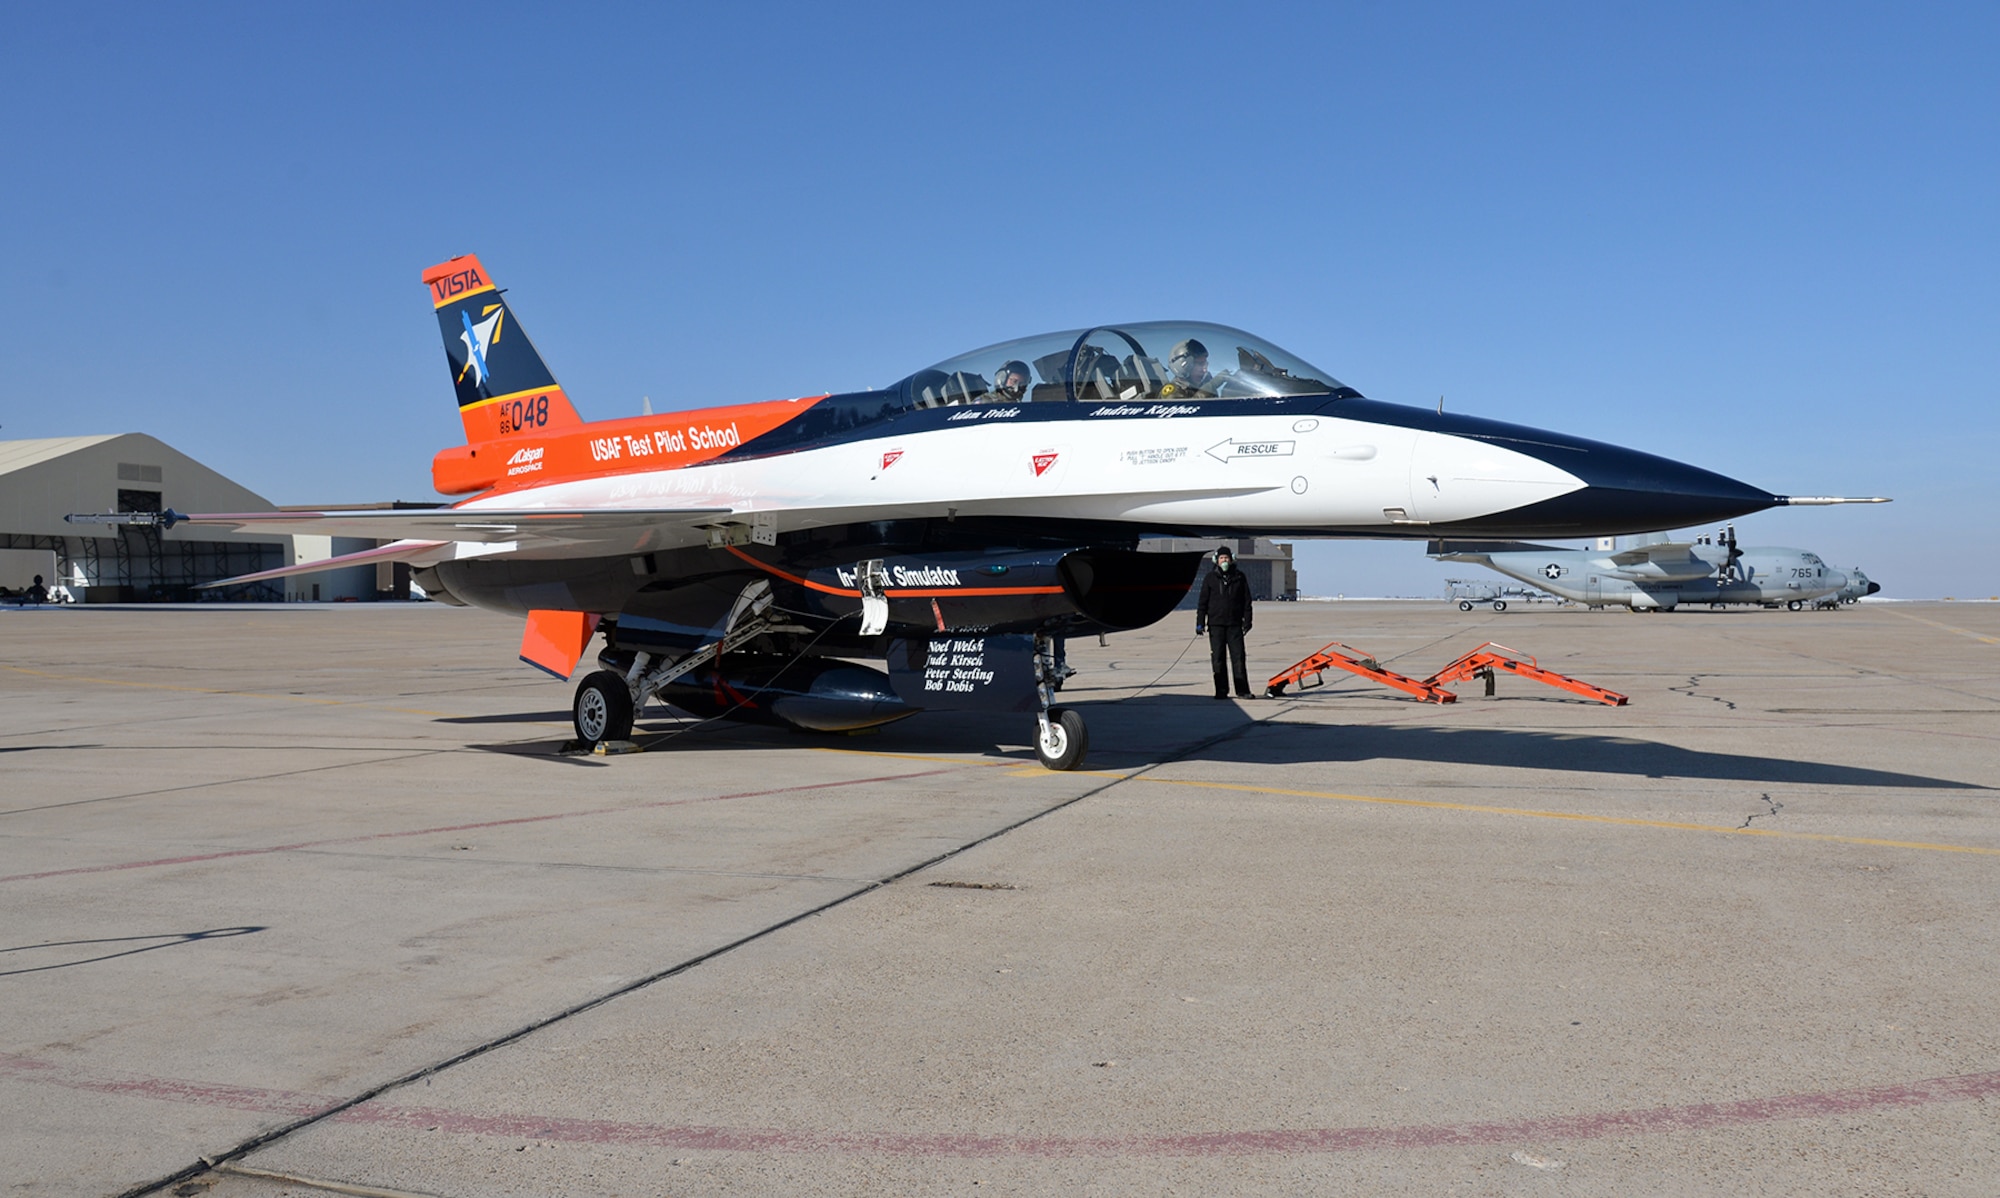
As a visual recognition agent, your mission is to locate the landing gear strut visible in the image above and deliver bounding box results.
[570,581,789,749]
[1032,631,1089,770]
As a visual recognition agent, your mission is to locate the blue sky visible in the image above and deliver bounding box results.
[3,4,1994,596]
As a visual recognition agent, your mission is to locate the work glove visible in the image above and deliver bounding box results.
[1195,621,1205,635]
[1243,620,1252,635]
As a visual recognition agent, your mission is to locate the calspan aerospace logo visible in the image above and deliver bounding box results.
[458,304,506,387]
[1031,451,1059,477]
[506,446,544,476]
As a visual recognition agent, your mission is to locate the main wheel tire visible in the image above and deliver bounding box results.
[1492,600,1507,612]
[1458,600,1474,611]
[1787,599,1803,611]
[1034,707,1089,771]
[574,670,635,745]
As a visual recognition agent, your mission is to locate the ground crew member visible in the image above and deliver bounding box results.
[1194,546,1254,698]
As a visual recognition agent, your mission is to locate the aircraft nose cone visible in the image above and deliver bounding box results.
[1557,442,1777,533]
[1421,423,1778,537]
[1867,581,1882,595]
[1825,570,1850,592]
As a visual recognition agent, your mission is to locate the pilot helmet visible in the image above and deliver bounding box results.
[995,359,1032,398]
[1169,338,1209,378]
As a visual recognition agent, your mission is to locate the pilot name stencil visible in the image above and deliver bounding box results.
[924,637,997,693]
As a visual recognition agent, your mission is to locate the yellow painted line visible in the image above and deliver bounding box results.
[1131,775,2000,857]
[1885,608,2000,645]
[1,665,453,718]
[1007,767,1133,779]
[809,746,1015,767]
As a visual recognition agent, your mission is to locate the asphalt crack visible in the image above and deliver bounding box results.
[1669,675,1738,711]
[1739,792,1784,829]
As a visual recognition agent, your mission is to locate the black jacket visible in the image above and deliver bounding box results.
[1196,565,1253,628]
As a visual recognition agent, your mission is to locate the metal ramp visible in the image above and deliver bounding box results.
[1262,640,1628,706]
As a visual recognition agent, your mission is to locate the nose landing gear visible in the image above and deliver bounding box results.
[1032,631,1089,770]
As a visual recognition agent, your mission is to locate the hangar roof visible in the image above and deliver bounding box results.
[0,435,122,478]
[0,433,279,542]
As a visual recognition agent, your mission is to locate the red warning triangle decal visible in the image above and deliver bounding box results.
[1031,452,1058,477]
[881,449,903,470]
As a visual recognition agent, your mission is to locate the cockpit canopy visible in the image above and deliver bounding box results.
[897,321,1360,409]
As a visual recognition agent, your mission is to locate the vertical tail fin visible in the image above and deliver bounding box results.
[422,254,584,442]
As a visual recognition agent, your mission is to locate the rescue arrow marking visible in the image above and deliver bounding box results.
[1205,438,1296,463]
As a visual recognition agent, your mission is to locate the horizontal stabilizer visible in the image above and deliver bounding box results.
[140,505,733,544]
[195,539,452,590]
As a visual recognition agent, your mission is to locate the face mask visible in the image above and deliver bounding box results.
[1217,560,1231,572]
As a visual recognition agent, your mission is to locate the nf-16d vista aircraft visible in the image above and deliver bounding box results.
[74,255,1886,768]
[1431,525,1883,611]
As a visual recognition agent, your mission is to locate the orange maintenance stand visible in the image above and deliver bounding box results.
[1263,641,1628,706]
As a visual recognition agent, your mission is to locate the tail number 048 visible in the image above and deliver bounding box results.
[500,395,550,434]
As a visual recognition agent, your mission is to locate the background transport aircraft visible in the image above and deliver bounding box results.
[1825,567,1883,608]
[72,255,1884,769]
[1431,525,1883,611]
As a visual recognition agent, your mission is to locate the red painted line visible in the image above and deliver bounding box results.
[724,545,854,596]
[0,1054,329,1120]
[0,768,960,885]
[7,1051,1997,1158]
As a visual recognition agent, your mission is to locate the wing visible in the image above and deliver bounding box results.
[164,505,732,545]
[1605,541,1697,566]
[1601,541,1716,582]
[64,505,738,590]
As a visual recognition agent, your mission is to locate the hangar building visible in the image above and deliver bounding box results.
[0,434,336,602]
[1142,536,1299,606]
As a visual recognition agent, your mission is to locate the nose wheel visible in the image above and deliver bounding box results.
[1035,707,1089,771]
[1031,631,1089,770]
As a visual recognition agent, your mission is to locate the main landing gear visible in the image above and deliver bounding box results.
[1032,631,1089,771]
[569,582,782,749]
[573,671,635,744]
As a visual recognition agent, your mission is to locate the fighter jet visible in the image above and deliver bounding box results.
[71,255,1885,769]
[1431,525,1879,611]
